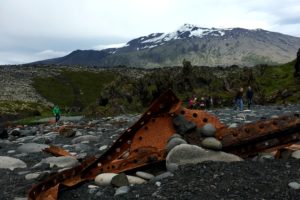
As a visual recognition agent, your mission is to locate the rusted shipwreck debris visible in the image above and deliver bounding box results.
[28,89,300,200]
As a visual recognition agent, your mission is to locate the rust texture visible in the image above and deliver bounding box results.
[28,90,300,200]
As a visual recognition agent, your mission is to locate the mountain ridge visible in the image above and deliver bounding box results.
[33,24,300,67]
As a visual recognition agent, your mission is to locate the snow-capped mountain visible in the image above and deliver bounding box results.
[34,24,300,67]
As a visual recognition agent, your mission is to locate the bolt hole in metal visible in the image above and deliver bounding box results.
[144,126,148,130]
[193,113,198,118]
[139,136,143,141]
[203,118,208,123]
[180,110,185,115]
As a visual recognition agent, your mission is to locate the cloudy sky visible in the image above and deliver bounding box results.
[1,0,300,65]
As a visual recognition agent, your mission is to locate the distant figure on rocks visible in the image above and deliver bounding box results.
[199,97,206,109]
[294,48,300,77]
[52,105,61,123]
[246,86,254,109]
[235,87,244,111]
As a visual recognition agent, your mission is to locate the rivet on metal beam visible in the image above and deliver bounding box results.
[265,142,269,146]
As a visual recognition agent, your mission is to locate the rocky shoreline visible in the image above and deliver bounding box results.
[0,105,300,200]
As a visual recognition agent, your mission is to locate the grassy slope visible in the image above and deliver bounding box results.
[254,60,300,103]
[32,70,116,109]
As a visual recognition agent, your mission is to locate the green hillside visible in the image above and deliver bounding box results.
[32,70,116,112]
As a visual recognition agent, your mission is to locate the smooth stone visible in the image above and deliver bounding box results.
[114,186,130,196]
[25,172,40,180]
[271,115,279,119]
[99,145,108,151]
[17,143,49,153]
[229,123,239,128]
[150,172,174,182]
[16,136,36,143]
[201,123,216,137]
[291,150,300,159]
[95,173,118,186]
[127,175,146,185]
[72,135,100,144]
[88,185,99,189]
[136,171,155,180]
[155,181,161,187]
[166,137,187,153]
[167,134,182,142]
[111,173,129,187]
[258,153,275,162]
[166,144,242,172]
[74,143,92,152]
[288,182,300,190]
[42,156,79,168]
[0,156,27,170]
[201,137,222,150]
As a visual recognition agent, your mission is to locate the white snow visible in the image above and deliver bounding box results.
[140,24,229,47]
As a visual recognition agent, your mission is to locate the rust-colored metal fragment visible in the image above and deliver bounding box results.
[43,145,73,157]
[28,90,300,200]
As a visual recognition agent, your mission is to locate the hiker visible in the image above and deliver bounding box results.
[246,86,254,109]
[199,97,206,109]
[52,105,61,123]
[235,87,244,111]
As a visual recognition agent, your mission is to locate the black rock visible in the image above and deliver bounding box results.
[111,173,129,187]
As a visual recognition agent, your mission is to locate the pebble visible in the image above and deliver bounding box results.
[136,171,155,180]
[114,186,130,196]
[16,143,49,153]
[288,182,300,190]
[25,172,40,180]
[291,150,300,159]
[99,145,108,151]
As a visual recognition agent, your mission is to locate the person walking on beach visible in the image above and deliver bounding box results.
[235,87,244,111]
[246,86,254,109]
[52,105,61,123]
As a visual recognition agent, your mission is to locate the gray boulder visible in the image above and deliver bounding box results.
[201,123,216,137]
[0,156,27,170]
[201,137,222,150]
[166,144,242,172]
[166,137,187,153]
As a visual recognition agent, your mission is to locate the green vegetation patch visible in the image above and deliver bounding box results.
[32,70,116,109]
